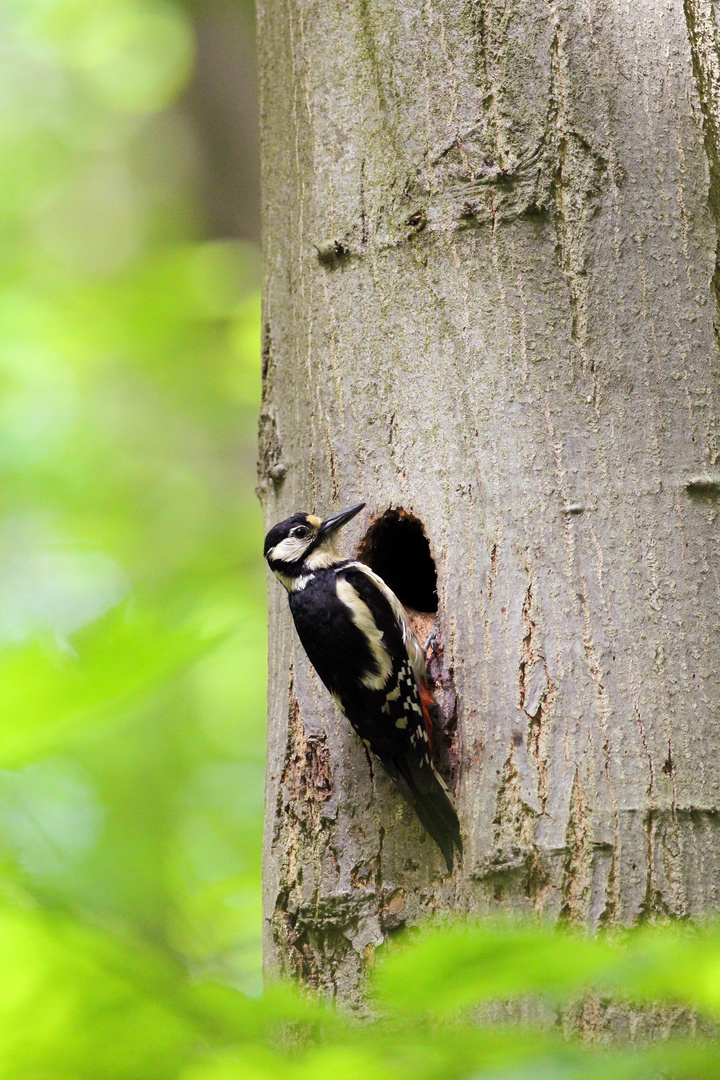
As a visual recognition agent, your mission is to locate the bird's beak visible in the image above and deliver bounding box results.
[318,502,365,538]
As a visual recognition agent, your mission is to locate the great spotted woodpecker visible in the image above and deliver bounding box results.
[264,502,462,872]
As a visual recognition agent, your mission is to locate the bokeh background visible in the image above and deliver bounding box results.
[0,0,267,1055]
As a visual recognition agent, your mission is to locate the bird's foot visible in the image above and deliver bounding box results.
[423,622,441,661]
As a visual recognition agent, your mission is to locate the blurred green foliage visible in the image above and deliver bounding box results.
[0,0,264,1013]
[4,1,720,1077]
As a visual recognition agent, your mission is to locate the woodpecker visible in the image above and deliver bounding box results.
[264,502,462,872]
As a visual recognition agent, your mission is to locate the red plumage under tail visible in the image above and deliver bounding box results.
[389,754,463,874]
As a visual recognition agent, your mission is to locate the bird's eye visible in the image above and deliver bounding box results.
[291,526,310,539]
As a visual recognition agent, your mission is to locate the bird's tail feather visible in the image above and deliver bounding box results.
[388,755,462,874]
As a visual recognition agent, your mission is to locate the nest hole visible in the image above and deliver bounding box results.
[357,509,438,613]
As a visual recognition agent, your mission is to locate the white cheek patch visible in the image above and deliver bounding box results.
[270,535,313,563]
[335,578,393,690]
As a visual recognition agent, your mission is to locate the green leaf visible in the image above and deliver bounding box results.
[373,920,616,1015]
[0,601,213,765]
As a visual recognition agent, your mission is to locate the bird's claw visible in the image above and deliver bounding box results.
[423,624,440,660]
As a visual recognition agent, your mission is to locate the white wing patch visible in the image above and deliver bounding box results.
[345,561,426,682]
[335,577,393,690]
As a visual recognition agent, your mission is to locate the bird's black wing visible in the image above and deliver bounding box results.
[289,562,462,871]
[335,564,430,753]
[337,566,462,871]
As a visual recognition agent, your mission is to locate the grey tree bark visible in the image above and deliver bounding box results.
[257,0,720,1005]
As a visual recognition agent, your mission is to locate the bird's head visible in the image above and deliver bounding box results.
[264,503,365,590]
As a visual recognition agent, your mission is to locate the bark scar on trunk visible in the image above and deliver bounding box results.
[257,322,286,496]
[519,566,554,817]
[561,768,592,921]
[475,742,549,907]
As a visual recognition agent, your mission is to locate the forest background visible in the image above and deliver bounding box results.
[5,1,720,1077]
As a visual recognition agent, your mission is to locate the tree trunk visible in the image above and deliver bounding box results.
[257,0,720,1004]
